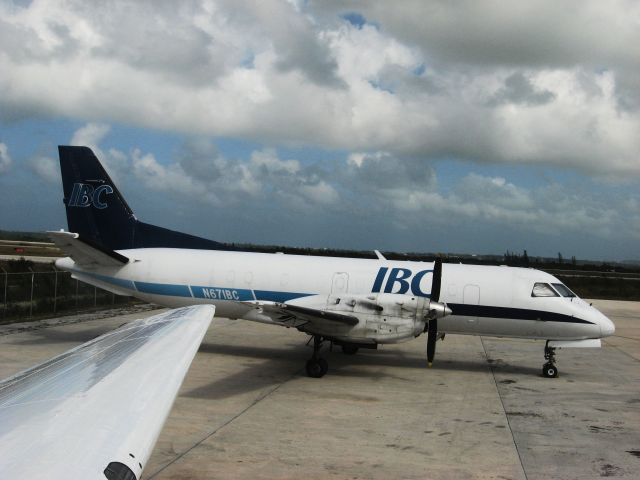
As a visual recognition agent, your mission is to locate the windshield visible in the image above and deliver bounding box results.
[552,283,577,298]
[531,282,559,297]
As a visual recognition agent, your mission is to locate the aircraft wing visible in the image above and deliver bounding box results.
[256,298,359,328]
[48,230,129,267]
[0,305,214,480]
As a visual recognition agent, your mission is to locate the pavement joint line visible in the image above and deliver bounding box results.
[604,342,640,363]
[608,335,640,342]
[146,368,303,479]
[480,336,529,480]
[0,305,162,336]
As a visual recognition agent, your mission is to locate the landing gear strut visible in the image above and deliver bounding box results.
[306,335,328,378]
[542,341,558,378]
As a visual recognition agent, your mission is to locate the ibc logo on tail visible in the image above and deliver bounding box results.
[67,182,113,209]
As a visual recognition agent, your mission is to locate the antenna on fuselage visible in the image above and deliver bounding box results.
[374,250,387,260]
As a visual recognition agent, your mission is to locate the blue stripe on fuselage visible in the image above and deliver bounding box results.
[71,269,312,302]
[134,281,192,297]
[253,290,312,302]
[70,269,136,290]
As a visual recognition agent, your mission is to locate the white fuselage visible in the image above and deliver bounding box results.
[56,248,615,345]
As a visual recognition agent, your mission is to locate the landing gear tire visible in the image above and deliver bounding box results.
[306,335,329,378]
[542,341,558,378]
[306,358,328,378]
[341,344,359,355]
[542,362,558,378]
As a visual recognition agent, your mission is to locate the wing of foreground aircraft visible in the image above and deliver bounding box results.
[0,305,214,480]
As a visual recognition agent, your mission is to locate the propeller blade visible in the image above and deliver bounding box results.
[427,318,437,367]
[427,259,444,368]
[432,258,442,302]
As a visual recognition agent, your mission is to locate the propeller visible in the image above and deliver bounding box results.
[427,258,443,367]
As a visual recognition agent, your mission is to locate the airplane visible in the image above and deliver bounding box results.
[49,146,615,379]
[0,305,215,479]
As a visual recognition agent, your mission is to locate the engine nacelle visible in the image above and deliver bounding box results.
[286,292,453,344]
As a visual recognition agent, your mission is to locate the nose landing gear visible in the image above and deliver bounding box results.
[542,341,558,378]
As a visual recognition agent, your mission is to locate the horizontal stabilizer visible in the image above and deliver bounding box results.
[48,230,128,267]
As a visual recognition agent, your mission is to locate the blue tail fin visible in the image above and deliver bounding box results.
[58,146,232,251]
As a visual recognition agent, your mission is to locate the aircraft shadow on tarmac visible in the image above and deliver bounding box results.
[185,341,540,399]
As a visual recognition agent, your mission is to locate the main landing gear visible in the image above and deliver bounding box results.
[542,341,558,378]
[341,343,359,355]
[306,335,328,378]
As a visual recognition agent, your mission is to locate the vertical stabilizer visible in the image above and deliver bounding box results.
[58,146,232,251]
[59,146,137,250]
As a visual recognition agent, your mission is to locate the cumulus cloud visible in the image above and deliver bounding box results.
[378,171,637,241]
[177,137,226,182]
[0,0,638,177]
[0,143,11,174]
[347,151,435,190]
[15,120,636,256]
[70,122,110,148]
[488,72,555,106]
[1,1,639,258]
[29,156,59,183]
[128,136,640,243]
[66,122,128,183]
[78,130,339,211]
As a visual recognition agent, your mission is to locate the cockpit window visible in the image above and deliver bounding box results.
[552,283,576,297]
[531,282,559,297]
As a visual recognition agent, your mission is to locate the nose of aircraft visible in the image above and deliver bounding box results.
[597,311,616,337]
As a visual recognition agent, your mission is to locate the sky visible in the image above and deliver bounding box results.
[0,0,639,261]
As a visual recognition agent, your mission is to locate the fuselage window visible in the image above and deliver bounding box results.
[531,282,559,297]
[552,283,577,298]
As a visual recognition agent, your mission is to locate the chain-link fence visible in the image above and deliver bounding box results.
[1,265,136,322]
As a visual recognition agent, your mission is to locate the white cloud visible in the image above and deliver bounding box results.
[383,172,637,241]
[67,123,129,183]
[78,134,340,211]
[29,156,59,183]
[0,143,11,174]
[1,0,638,177]
[299,180,339,205]
[70,122,110,148]
[84,125,638,243]
[1,1,639,258]
[250,148,300,175]
[130,148,224,205]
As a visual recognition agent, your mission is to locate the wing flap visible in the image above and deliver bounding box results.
[0,305,214,479]
[282,303,359,326]
[48,230,129,266]
[254,298,359,328]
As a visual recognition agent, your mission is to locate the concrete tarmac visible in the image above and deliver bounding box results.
[0,300,638,479]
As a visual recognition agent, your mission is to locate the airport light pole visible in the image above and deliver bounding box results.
[28,267,34,318]
[1,267,6,319]
[53,266,58,314]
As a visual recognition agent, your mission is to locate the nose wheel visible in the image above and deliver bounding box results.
[305,335,329,378]
[542,341,558,378]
